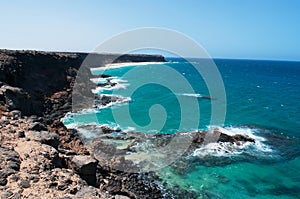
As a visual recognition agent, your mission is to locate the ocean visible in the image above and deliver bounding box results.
[63,59,300,198]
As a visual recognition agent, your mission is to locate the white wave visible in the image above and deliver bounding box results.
[90,78,109,84]
[182,93,202,98]
[122,126,136,133]
[63,122,79,129]
[192,126,273,157]
[110,78,128,84]
[92,83,129,93]
[90,61,166,72]
[90,77,128,84]
[76,108,99,114]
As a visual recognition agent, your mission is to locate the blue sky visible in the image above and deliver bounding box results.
[1,0,300,60]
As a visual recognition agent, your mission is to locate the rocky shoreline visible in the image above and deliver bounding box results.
[0,49,170,198]
[0,49,258,199]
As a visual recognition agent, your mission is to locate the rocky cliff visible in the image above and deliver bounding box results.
[0,49,165,116]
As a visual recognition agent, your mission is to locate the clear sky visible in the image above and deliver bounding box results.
[1,0,300,60]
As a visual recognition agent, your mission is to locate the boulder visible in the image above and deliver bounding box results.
[14,141,63,171]
[25,130,59,148]
[75,186,108,199]
[70,155,98,186]
[10,110,22,119]
[0,85,31,114]
[28,122,47,131]
[217,133,255,143]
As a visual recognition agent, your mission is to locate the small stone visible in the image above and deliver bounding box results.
[1,190,13,198]
[49,182,58,187]
[0,177,7,186]
[9,174,19,182]
[11,110,22,119]
[7,165,19,173]
[9,129,16,134]
[17,131,25,138]
[115,195,131,199]
[19,179,30,188]
[11,192,21,199]
[0,171,8,186]
[58,184,68,190]
[30,176,39,183]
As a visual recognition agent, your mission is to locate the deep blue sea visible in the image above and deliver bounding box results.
[63,59,300,198]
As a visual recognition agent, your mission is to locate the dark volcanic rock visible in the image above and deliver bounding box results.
[0,171,8,186]
[0,85,31,113]
[0,146,21,186]
[28,122,47,131]
[190,129,255,145]
[218,133,255,143]
[17,131,25,138]
[70,155,98,186]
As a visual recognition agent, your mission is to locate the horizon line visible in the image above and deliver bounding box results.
[1,48,300,62]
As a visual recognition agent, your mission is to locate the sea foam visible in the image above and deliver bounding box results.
[192,126,273,157]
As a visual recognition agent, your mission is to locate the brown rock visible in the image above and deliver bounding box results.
[25,130,59,148]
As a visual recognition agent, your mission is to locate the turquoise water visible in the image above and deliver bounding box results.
[63,59,300,198]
